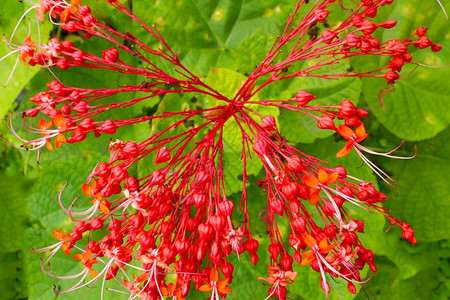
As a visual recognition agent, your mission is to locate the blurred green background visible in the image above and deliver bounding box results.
[0,0,449,299]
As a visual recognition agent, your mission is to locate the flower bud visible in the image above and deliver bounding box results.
[361,20,377,35]
[102,48,119,62]
[385,70,399,83]
[98,120,117,134]
[322,30,337,44]
[261,115,277,131]
[208,215,224,231]
[78,118,96,131]
[346,33,361,48]
[122,141,139,158]
[339,99,357,118]
[416,26,428,37]
[379,19,397,29]
[124,176,139,192]
[149,170,165,186]
[218,199,234,216]
[252,139,268,156]
[280,254,293,271]
[317,115,336,130]
[73,101,89,113]
[94,162,111,177]
[314,8,329,22]
[67,128,86,143]
[90,218,104,230]
[154,147,171,164]
[285,155,303,173]
[295,90,316,106]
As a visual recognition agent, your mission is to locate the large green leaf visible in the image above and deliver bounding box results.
[0,2,53,118]
[361,0,450,141]
[378,127,450,242]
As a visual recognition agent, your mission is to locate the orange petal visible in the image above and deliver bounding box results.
[336,140,354,157]
[318,168,329,184]
[83,250,93,259]
[99,202,110,214]
[318,238,329,250]
[337,124,355,140]
[72,0,82,5]
[302,234,317,249]
[217,278,229,290]
[85,259,98,269]
[136,272,150,283]
[55,133,66,148]
[69,6,78,14]
[73,253,83,260]
[355,123,368,142]
[325,171,338,186]
[62,243,70,256]
[174,290,185,300]
[300,253,315,266]
[89,268,98,278]
[46,141,53,151]
[54,115,64,127]
[285,271,298,281]
[258,277,275,285]
[219,286,232,294]
[38,119,48,129]
[198,284,213,292]
[309,190,320,205]
[303,175,319,189]
[322,243,336,254]
[160,286,168,296]
[52,230,63,240]
[210,268,219,282]
[82,183,92,197]
[61,9,69,22]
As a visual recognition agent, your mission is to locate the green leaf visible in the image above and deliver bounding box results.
[0,2,53,118]
[380,127,450,242]
[276,64,362,144]
[361,0,450,141]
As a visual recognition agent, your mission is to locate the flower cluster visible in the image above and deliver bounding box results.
[2,0,444,299]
